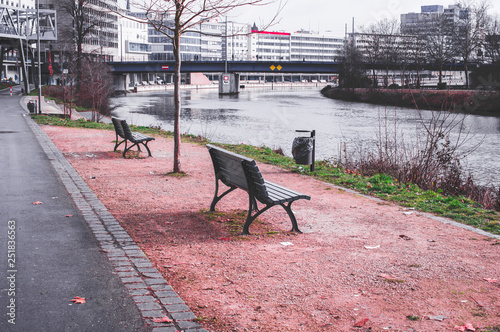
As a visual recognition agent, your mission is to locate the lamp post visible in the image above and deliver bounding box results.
[36,0,42,114]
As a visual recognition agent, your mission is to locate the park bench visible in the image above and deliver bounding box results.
[111,117,155,158]
[207,144,311,235]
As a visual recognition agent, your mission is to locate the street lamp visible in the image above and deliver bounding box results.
[36,0,42,114]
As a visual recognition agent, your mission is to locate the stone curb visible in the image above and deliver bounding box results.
[24,112,208,332]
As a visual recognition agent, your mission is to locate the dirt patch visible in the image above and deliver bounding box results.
[43,125,500,331]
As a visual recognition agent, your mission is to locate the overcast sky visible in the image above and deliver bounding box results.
[229,0,499,35]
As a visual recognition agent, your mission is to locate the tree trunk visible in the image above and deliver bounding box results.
[438,62,443,84]
[172,17,182,173]
[464,61,469,89]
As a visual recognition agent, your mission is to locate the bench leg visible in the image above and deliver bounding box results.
[114,134,125,152]
[142,142,152,157]
[242,201,302,235]
[242,204,272,235]
[209,181,237,212]
[123,142,140,157]
[280,202,302,233]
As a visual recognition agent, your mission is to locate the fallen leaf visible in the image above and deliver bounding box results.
[455,323,475,331]
[69,296,86,304]
[33,201,43,205]
[364,245,380,250]
[464,323,475,331]
[153,317,173,323]
[399,235,412,240]
[280,242,293,246]
[65,215,73,218]
[353,318,369,327]
[218,237,230,241]
[429,315,448,321]
[484,278,499,283]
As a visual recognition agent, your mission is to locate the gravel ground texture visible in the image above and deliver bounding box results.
[42,125,500,332]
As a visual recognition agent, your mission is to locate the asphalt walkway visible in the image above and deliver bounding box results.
[0,87,205,332]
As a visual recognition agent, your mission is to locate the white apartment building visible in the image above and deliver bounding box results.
[223,21,251,61]
[249,24,291,61]
[200,20,224,61]
[118,15,150,62]
[291,30,344,61]
[199,20,250,61]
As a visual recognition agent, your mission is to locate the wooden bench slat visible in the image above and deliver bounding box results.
[265,181,310,200]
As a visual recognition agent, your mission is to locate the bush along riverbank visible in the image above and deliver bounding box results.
[32,114,500,236]
[321,86,500,114]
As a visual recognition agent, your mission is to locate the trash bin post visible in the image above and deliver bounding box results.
[293,130,316,172]
[311,130,316,172]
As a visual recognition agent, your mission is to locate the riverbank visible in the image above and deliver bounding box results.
[321,86,500,114]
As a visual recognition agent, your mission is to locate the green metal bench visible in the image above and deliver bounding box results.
[207,144,311,235]
[112,117,155,158]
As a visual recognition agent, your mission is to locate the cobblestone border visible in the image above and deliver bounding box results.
[24,113,207,332]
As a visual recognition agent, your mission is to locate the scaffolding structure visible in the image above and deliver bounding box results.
[0,4,56,92]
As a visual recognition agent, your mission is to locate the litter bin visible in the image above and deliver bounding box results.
[292,130,315,171]
[27,101,35,113]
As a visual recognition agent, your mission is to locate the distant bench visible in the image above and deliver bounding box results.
[112,117,155,158]
[207,144,311,235]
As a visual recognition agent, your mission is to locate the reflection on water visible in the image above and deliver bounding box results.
[110,87,500,187]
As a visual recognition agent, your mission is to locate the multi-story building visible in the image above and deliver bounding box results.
[200,20,224,61]
[118,14,150,62]
[400,4,468,34]
[249,24,291,61]
[41,0,120,58]
[290,30,344,61]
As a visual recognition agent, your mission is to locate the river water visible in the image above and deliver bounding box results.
[109,87,500,187]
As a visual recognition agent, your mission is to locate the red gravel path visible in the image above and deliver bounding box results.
[42,125,500,331]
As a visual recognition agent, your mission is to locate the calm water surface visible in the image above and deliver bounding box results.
[110,87,500,187]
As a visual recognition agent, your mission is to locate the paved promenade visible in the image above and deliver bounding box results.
[0,87,205,332]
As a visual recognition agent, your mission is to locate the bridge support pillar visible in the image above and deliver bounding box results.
[113,74,128,93]
[219,73,239,95]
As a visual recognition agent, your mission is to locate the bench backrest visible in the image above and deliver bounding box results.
[112,117,126,139]
[120,119,135,140]
[207,144,269,201]
[207,144,250,190]
[241,159,270,203]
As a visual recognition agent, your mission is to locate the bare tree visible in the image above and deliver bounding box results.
[79,58,114,122]
[484,14,500,64]
[362,19,401,87]
[451,0,489,88]
[360,27,382,87]
[56,0,112,90]
[338,41,367,88]
[132,0,284,173]
[422,13,456,86]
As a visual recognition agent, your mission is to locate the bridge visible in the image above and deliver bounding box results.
[108,61,341,74]
[109,60,341,94]
[108,60,483,94]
